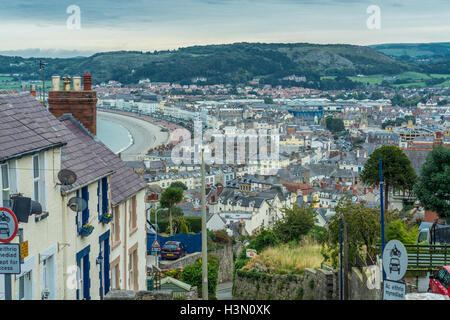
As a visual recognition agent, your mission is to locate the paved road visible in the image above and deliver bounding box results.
[217,282,233,300]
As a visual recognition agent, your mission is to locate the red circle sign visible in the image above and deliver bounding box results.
[0,207,18,243]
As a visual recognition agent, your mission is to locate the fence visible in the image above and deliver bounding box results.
[405,244,450,272]
[147,232,202,254]
[375,244,450,272]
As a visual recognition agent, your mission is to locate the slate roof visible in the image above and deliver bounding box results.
[59,115,114,193]
[0,93,67,162]
[60,116,148,205]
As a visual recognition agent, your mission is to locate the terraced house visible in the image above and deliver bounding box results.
[0,74,147,300]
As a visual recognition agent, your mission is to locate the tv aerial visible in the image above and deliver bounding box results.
[67,197,88,213]
[57,169,77,186]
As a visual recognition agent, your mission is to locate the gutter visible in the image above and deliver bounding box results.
[0,142,67,164]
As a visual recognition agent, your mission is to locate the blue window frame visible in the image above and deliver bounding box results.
[76,245,91,300]
[99,230,111,298]
[97,177,109,219]
[81,186,89,226]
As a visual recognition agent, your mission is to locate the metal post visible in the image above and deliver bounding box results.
[379,156,386,281]
[201,147,208,300]
[340,217,343,300]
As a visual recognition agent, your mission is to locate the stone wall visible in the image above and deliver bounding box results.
[211,243,234,283]
[159,252,201,270]
[104,287,198,300]
[233,268,337,300]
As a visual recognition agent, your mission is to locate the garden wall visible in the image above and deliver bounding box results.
[233,268,337,300]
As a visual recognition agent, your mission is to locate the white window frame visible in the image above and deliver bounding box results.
[128,252,134,289]
[32,154,46,210]
[1,163,10,208]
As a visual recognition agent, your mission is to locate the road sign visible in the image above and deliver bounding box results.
[246,249,257,258]
[383,279,406,300]
[382,239,408,281]
[20,241,29,259]
[0,243,21,274]
[151,239,161,252]
[0,207,18,243]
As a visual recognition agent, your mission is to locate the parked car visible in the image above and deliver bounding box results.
[428,266,450,297]
[161,241,186,260]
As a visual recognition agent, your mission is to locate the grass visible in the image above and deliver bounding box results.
[242,238,323,274]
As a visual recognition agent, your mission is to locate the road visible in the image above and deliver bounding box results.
[216,282,233,300]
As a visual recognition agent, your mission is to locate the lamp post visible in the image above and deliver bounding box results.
[152,207,168,269]
[201,146,208,300]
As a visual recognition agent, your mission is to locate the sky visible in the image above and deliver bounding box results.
[0,0,449,57]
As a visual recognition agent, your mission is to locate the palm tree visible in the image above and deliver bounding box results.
[159,187,184,235]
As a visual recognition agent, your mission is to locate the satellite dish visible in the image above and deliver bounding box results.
[67,197,87,212]
[58,169,77,186]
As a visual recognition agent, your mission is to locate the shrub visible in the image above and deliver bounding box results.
[181,254,219,299]
[273,205,316,243]
[248,228,279,253]
[214,229,233,244]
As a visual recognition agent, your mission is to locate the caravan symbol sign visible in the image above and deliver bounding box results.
[0,207,18,243]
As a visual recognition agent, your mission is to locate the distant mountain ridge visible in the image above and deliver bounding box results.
[1,42,448,87]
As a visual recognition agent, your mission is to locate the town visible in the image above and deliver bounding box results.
[0,0,450,305]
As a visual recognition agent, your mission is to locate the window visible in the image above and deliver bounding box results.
[32,154,46,210]
[18,271,32,300]
[1,164,10,208]
[112,206,120,243]
[128,248,138,290]
[129,196,137,231]
[438,269,450,290]
[98,178,109,217]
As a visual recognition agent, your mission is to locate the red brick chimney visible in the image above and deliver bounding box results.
[47,73,97,135]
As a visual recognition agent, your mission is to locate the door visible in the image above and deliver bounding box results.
[76,246,91,300]
[99,231,110,298]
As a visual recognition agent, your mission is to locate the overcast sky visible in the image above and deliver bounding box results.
[0,0,449,57]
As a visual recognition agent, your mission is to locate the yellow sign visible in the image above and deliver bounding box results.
[20,241,28,259]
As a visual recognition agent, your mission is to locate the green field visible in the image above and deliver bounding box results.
[0,76,52,91]
[349,72,450,87]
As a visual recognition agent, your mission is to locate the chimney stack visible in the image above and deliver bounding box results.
[47,73,98,135]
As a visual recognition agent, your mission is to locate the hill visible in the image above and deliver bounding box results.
[0,42,412,89]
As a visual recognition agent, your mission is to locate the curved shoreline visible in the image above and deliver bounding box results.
[98,110,170,161]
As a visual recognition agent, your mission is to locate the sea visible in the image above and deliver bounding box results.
[97,118,133,154]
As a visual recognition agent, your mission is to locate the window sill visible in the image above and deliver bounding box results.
[129,226,138,237]
[35,211,49,223]
[112,240,121,251]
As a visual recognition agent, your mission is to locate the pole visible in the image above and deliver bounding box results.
[340,217,343,301]
[343,216,349,300]
[201,147,208,300]
[379,156,386,281]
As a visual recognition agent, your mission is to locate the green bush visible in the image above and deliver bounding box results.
[185,216,202,233]
[181,254,219,299]
[248,228,280,253]
[214,229,233,244]
[307,225,328,244]
[386,219,418,245]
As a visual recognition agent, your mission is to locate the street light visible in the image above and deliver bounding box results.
[147,207,168,269]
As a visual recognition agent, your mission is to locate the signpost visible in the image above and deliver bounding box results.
[382,240,408,300]
[20,240,28,260]
[0,207,20,300]
[0,207,18,243]
[0,243,21,274]
[151,239,161,252]
[246,249,257,258]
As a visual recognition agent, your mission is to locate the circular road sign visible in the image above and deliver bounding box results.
[382,240,408,281]
[0,207,18,243]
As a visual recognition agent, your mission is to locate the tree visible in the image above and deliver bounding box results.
[247,228,279,253]
[264,97,274,104]
[360,145,417,210]
[272,205,316,243]
[325,199,395,268]
[414,146,450,222]
[170,181,188,190]
[325,116,345,134]
[160,187,184,235]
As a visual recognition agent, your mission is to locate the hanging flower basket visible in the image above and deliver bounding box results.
[100,213,113,224]
[80,224,94,236]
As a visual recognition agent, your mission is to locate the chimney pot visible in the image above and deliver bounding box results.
[73,76,82,91]
[83,73,92,91]
[51,75,60,91]
[62,76,71,91]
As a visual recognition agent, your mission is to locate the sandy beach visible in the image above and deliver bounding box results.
[98,110,169,161]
